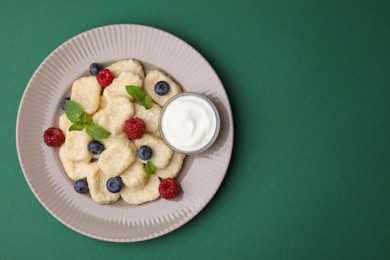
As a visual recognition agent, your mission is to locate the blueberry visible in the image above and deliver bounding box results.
[74,179,89,194]
[87,140,105,154]
[138,145,153,160]
[154,81,170,96]
[89,63,101,76]
[60,97,70,111]
[106,177,122,193]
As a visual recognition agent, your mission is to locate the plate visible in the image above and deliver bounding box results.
[16,24,233,242]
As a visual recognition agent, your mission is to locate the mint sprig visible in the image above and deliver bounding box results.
[144,161,156,179]
[125,85,152,110]
[65,100,111,140]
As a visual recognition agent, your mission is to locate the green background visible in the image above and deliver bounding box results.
[1,0,389,259]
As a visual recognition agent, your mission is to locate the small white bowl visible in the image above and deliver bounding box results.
[159,92,220,155]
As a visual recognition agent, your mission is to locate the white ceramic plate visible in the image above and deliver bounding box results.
[16,24,233,242]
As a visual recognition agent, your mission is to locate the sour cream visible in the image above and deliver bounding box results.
[160,93,220,154]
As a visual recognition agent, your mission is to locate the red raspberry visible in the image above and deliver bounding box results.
[96,68,114,87]
[124,117,145,139]
[159,178,180,199]
[43,127,65,147]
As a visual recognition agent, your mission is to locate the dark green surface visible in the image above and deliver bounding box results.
[1,0,389,259]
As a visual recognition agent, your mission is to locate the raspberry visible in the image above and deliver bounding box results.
[43,127,65,147]
[158,178,180,199]
[124,117,145,139]
[96,68,114,87]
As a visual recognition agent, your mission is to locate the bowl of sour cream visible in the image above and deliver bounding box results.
[159,92,220,155]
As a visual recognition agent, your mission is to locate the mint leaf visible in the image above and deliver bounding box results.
[125,85,153,110]
[80,112,91,124]
[142,96,152,110]
[144,160,156,179]
[125,85,144,99]
[65,100,84,123]
[69,122,85,131]
[86,122,111,140]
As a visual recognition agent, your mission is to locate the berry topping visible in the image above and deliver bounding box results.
[87,140,105,154]
[89,63,102,76]
[138,145,153,160]
[154,81,170,96]
[43,127,65,147]
[74,179,89,194]
[106,177,123,193]
[96,68,114,87]
[124,117,146,139]
[158,178,180,199]
[60,97,70,111]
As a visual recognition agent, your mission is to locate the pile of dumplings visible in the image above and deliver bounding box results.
[58,59,186,205]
